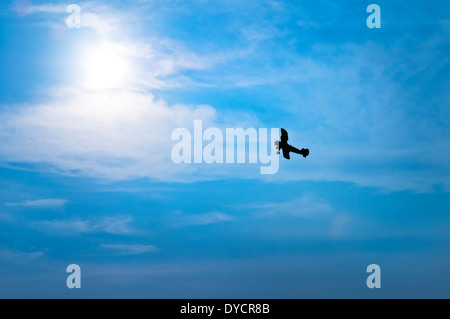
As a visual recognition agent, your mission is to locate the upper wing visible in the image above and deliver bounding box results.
[280,128,288,143]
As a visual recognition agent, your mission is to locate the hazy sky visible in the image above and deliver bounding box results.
[0,0,449,298]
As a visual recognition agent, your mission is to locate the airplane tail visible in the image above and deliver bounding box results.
[301,148,309,158]
[289,146,309,158]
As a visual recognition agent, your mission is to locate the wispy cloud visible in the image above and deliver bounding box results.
[0,90,218,180]
[32,215,136,236]
[237,196,354,240]
[12,1,122,35]
[0,29,256,181]
[259,36,450,192]
[100,243,157,255]
[3,0,449,193]
[0,249,45,261]
[0,1,256,181]
[241,196,335,218]
[5,199,68,208]
[12,1,66,16]
[13,1,249,88]
[175,211,234,226]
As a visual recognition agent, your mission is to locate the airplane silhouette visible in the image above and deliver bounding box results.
[275,128,309,160]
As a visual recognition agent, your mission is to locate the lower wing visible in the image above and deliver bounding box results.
[282,147,290,159]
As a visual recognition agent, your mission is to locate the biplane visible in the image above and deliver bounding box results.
[275,128,309,160]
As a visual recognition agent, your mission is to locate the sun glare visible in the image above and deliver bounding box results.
[82,43,130,90]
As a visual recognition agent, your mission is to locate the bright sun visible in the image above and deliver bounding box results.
[82,43,130,90]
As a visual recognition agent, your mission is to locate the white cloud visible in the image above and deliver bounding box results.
[32,215,136,236]
[0,249,45,261]
[238,196,355,240]
[175,211,234,226]
[5,199,68,208]
[13,0,250,88]
[242,196,335,218]
[6,1,449,193]
[80,11,118,35]
[12,1,66,15]
[98,216,136,235]
[262,39,450,192]
[0,89,218,181]
[100,243,157,255]
[2,2,260,182]
[78,38,250,90]
[296,20,318,28]
[12,1,122,35]
[0,34,260,181]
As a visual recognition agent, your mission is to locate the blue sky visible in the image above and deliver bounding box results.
[0,0,449,298]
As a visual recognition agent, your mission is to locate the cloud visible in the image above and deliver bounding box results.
[74,38,251,90]
[98,215,136,235]
[13,0,251,88]
[175,212,234,226]
[0,249,45,261]
[296,20,318,28]
[241,196,335,218]
[12,1,66,16]
[12,1,122,35]
[0,10,256,182]
[80,11,119,35]
[100,243,157,255]
[4,0,449,193]
[236,196,355,241]
[32,215,136,236]
[1,1,258,182]
[0,89,218,181]
[5,199,68,208]
[264,36,450,192]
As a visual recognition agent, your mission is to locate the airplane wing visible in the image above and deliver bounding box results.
[282,147,290,159]
[281,128,288,143]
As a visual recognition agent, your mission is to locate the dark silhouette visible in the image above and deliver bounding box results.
[275,128,309,160]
